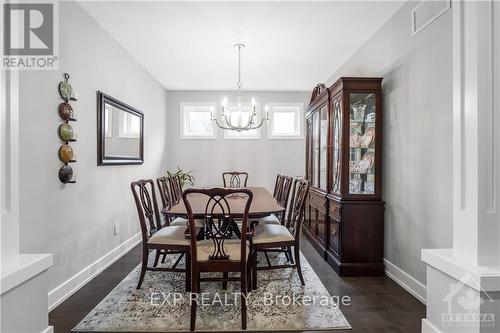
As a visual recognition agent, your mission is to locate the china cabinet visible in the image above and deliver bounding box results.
[304,78,384,276]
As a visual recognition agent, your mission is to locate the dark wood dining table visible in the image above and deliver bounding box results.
[162,187,285,219]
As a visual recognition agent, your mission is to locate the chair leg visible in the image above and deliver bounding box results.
[287,246,294,265]
[185,251,191,292]
[222,272,228,290]
[283,247,290,262]
[264,251,272,267]
[136,246,149,289]
[241,273,247,330]
[190,267,198,331]
[172,252,184,269]
[247,254,253,292]
[153,249,161,267]
[161,252,167,263]
[294,245,305,286]
[252,250,258,290]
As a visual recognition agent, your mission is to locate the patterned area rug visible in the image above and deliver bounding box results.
[73,251,350,332]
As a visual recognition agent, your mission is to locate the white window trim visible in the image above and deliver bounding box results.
[266,103,304,139]
[180,102,217,140]
[223,103,262,140]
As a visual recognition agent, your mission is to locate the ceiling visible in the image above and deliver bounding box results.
[79,1,404,91]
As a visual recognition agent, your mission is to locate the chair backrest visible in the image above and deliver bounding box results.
[277,175,293,208]
[286,178,310,237]
[222,171,248,188]
[168,175,183,203]
[131,179,162,243]
[157,176,173,211]
[183,187,253,264]
[273,174,284,199]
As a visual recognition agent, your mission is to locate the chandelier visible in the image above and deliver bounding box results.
[211,43,268,132]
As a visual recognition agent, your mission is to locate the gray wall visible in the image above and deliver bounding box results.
[166,91,309,191]
[18,2,168,291]
[326,1,453,284]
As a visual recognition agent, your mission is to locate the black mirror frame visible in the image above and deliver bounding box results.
[97,91,144,166]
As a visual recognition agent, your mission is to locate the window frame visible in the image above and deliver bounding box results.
[179,102,217,140]
[223,102,262,140]
[266,103,304,139]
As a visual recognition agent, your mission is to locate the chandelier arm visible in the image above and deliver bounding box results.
[213,118,236,130]
[245,118,266,130]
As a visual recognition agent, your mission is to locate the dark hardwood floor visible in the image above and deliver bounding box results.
[49,236,425,333]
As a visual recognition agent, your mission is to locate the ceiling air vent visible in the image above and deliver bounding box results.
[411,0,450,36]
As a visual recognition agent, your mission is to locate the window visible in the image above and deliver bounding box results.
[267,103,304,139]
[180,103,217,139]
[223,103,261,140]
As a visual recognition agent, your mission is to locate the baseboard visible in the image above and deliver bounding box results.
[384,258,427,305]
[41,326,54,333]
[422,319,443,333]
[48,232,142,311]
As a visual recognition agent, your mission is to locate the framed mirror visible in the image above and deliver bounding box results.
[97,91,144,165]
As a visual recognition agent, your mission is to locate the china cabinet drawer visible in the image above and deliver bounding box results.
[329,201,341,222]
[309,191,327,213]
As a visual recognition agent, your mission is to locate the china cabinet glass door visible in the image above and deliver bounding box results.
[311,111,320,188]
[331,99,342,194]
[319,105,328,190]
[305,118,311,181]
[348,93,376,195]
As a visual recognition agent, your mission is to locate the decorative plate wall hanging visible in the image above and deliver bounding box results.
[59,144,74,163]
[59,123,74,141]
[58,102,74,121]
[58,73,77,184]
[58,165,74,183]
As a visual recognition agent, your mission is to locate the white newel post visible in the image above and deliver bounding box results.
[421,1,500,332]
[0,70,54,332]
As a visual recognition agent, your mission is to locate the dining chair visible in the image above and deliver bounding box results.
[169,175,183,203]
[131,179,191,291]
[273,173,284,199]
[222,171,249,188]
[157,176,174,225]
[257,174,293,225]
[158,176,205,230]
[250,178,310,290]
[183,187,253,331]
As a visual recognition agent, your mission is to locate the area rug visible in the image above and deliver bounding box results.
[73,250,351,332]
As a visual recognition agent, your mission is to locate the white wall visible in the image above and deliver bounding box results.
[17,1,168,296]
[166,91,309,191]
[326,1,453,285]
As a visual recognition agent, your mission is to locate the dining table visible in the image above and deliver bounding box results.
[163,186,285,219]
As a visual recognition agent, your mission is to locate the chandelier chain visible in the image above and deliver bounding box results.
[237,44,242,92]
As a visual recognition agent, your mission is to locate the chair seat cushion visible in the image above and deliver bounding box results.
[253,224,294,244]
[148,226,189,246]
[196,239,249,262]
[253,214,281,225]
[170,217,205,228]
